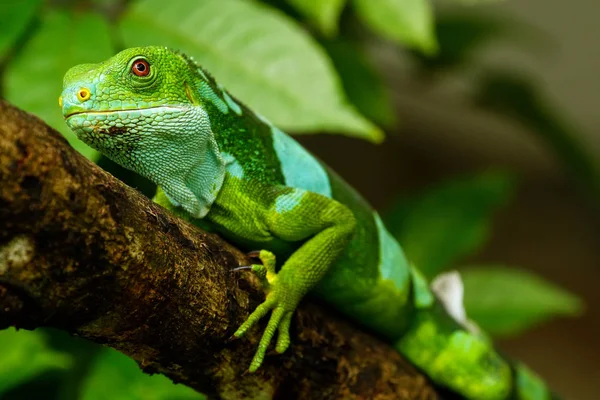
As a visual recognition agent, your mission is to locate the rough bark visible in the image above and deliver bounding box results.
[0,100,440,400]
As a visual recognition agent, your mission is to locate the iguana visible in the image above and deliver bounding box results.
[60,46,555,400]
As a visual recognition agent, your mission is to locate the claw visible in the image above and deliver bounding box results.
[232,265,253,272]
[226,334,239,343]
[266,349,280,357]
[247,250,262,259]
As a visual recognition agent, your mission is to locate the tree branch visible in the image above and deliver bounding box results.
[0,100,440,400]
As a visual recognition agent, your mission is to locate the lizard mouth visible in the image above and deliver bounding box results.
[64,106,184,119]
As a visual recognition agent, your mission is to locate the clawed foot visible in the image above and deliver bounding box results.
[233,250,296,373]
[232,250,275,284]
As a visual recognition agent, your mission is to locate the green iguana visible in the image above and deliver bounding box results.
[60,46,555,400]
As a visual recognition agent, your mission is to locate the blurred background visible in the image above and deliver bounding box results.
[0,0,598,399]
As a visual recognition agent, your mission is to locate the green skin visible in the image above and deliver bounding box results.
[60,46,553,400]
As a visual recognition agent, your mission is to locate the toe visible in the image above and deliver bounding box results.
[275,312,293,353]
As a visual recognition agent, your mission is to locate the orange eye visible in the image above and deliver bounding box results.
[131,59,150,77]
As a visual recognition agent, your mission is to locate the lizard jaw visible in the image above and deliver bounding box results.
[64,105,185,120]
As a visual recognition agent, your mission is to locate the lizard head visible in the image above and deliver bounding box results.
[60,46,200,156]
[61,46,226,218]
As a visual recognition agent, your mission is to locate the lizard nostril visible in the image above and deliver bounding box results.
[77,88,91,102]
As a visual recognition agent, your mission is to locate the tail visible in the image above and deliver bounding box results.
[395,270,557,400]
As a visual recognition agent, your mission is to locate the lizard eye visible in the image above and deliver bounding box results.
[131,59,150,77]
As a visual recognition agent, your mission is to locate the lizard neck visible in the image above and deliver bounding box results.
[178,52,286,187]
[192,85,286,187]
[123,104,226,219]
[158,105,226,218]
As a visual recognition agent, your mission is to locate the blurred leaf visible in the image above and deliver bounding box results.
[4,10,114,161]
[92,0,123,7]
[286,0,347,36]
[0,328,72,394]
[44,329,103,400]
[2,329,100,400]
[120,0,382,142]
[412,12,548,74]
[461,266,583,336]
[450,0,504,4]
[81,348,204,400]
[0,0,42,57]
[475,71,600,203]
[384,171,514,278]
[412,14,507,72]
[322,38,396,127]
[352,0,437,54]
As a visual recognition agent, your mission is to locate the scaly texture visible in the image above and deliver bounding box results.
[61,46,555,400]
[0,99,440,400]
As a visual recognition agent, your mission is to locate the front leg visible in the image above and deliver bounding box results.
[232,188,356,372]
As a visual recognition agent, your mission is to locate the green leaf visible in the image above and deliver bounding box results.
[384,171,514,278]
[286,0,347,36]
[119,0,382,142]
[81,348,204,400]
[0,0,42,57]
[0,328,72,394]
[4,10,114,161]
[352,0,437,54]
[461,266,583,336]
[322,38,396,127]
